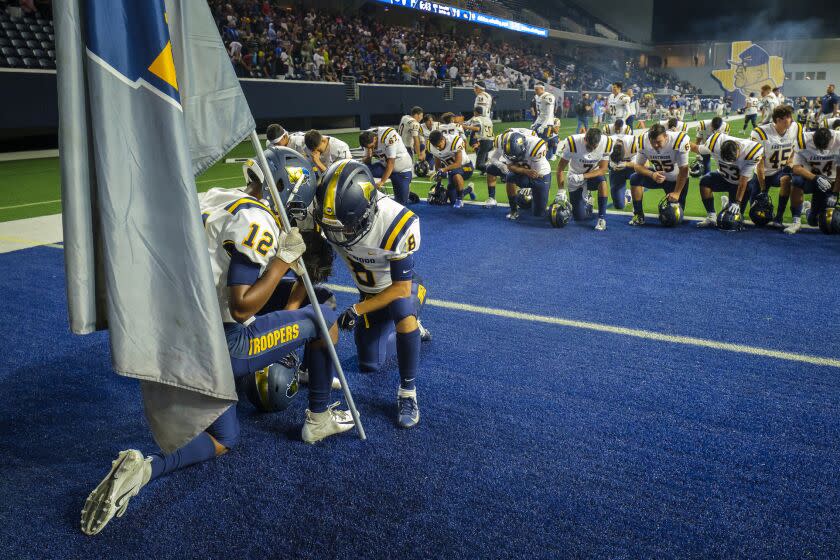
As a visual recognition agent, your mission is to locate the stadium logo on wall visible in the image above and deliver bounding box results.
[712,42,784,105]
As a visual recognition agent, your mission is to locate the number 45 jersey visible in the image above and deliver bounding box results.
[335,192,420,295]
[750,121,805,177]
[201,187,281,323]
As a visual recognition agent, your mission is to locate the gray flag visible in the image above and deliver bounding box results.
[56,0,252,452]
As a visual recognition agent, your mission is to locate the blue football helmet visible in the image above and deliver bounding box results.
[658,196,683,227]
[515,188,533,209]
[315,159,379,247]
[502,132,527,160]
[262,146,317,222]
[239,352,300,413]
[748,191,774,227]
[548,200,572,227]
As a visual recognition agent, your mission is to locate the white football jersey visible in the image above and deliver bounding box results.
[633,129,691,181]
[430,134,468,167]
[439,122,467,144]
[793,130,840,179]
[696,119,731,142]
[287,131,307,154]
[368,126,413,172]
[500,135,551,176]
[420,121,439,142]
[759,93,779,123]
[200,188,282,324]
[468,115,494,140]
[301,136,352,170]
[602,122,633,136]
[561,133,613,186]
[398,115,422,151]
[744,97,759,115]
[660,119,688,132]
[474,91,493,114]
[534,92,556,127]
[821,116,840,130]
[331,193,421,295]
[608,93,631,119]
[750,121,805,176]
[704,133,764,185]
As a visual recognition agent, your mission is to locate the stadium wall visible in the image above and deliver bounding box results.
[0,70,530,149]
[669,64,840,98]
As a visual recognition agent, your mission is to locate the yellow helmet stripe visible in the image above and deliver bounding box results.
[323,160,350,218]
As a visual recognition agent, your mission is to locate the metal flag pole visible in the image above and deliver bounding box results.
[249,130,367,441]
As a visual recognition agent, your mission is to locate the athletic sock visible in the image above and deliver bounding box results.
[776,194,789,221]
[509,200,518,213]
[149,432,215,481]
[791,204,802,219]
[488,185,496,198]
[702,196,716,214]
[598,195,608,219]
[446,185,457,203]
[304,345,333,413]
[632,199,643,215]
[396,329,420,391]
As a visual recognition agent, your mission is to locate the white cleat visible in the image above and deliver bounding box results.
[418,320,432,342]
[783,221,801,235]
[720,195,729,209]
[484,197,497,208]
[594,218,607,231]
[505,210,520,220]
[298,367,341,390]
[80,449,152,535]
[301,402,355,444]
[696,213,718,228]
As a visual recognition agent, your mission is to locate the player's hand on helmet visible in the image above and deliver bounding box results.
[665,191,679,203]
[554,189,568,204]
[276,227,306,266]
[725,201,742,216]
[337,305,360,331]
[434,170,447,181]
[815,175,833,193]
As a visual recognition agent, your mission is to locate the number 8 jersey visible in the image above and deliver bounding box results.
[334,192,421,295]
[201,187,281,323]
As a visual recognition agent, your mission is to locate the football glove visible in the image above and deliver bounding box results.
[568,172,584,183]
[276,227,306,266]
[433,170,447,182]
[816,175,833,193]
[554,189,569,204]
[337,305,360,331]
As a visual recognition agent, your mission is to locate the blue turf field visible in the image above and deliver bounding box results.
[1,205,840,559]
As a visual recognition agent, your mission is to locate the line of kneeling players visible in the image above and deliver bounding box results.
[422,104,840,234]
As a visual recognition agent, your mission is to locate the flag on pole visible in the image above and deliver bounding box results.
[56,0,255,452]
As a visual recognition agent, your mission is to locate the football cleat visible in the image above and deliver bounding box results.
[696,214,717,228]
[506,210,520,220]
[418,320,432,342]
[298,367,341,390]
[484,197,497,208]
[301,402,355,444]
[464,183,477,200]
[397,388,420,429]
[783,221,801,235]
[453,199,464,209]
[595,218,607,231]
[628,214,645,226]
[80,449,152,535]
[767,219,785,229]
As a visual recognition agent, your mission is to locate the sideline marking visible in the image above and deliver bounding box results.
[323,283,840,369]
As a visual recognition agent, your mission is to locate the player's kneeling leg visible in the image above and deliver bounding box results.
[355,307,395,373]
[529,174,551,217]
[390,170,412,206]
[569,187,593,222]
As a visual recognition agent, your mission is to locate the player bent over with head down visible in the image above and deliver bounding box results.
[554,128,612,230]
[748,105,803,228]
[314,160,431,428]
[786,127,840,234]
[695,132,763,230]
[500,131,552,221]
[80,148,353,536]
[628,124,691,226]
[427,129,475,208]
[359,126,414,206]
[483,127,537,208]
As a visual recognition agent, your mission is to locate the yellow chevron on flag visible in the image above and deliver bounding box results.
[148,41,178,91]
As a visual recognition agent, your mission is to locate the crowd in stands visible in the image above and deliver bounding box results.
[210,1,697,96]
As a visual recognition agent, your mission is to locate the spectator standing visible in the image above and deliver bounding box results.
[576,93,592,132]
[562,95,571,118]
